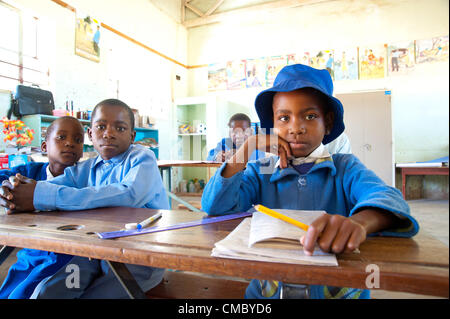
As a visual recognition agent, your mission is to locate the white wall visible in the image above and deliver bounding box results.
[186,0,449,163]
[2,0,188,159]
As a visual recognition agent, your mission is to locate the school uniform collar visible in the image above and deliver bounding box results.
[46,165,56,180]
[269,144,336,183]
[93,144,134,167]
[273,143,330,168]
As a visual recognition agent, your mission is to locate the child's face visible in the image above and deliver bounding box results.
[88,104,136,160]
[272,90,333,158]
[42,119,84,168]
[229,120,252,147]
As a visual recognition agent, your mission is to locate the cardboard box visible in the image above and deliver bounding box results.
[0,154,8,169]
[8,154,28,169]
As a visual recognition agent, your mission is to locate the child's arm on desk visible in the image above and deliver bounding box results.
[222,134,292,177]
[300,208,400,256]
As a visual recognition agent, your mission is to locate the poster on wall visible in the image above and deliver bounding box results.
[208,63,228,91]
[245,58,266,88]
[266,55,287,86]
[358,45,386,79]
[75,13,101,63]
[415,36,449,64]
[333,48,358,81]
[387,41,415,76]
[309,49,334,79]
[226,60,247,90]
[286,54,298,65]
[298,51,311,66]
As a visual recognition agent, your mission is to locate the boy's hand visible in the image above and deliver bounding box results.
[300,208,399,256]
[1,174,37,214]
[0,184,16,212]
[300,213,366,256]
[248,134,293,168]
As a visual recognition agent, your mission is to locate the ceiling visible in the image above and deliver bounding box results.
[149,0,334,28]
[182,0,333,27]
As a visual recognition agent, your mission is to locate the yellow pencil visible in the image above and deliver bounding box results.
[254,204,310,232]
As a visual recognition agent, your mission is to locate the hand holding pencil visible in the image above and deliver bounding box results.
[254,204,368,256]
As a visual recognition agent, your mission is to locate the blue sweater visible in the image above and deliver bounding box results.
[0,162,73,299]
[0,162,48,182]
[201,154,419,298]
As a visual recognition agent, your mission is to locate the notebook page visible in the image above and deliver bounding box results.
[249,209,326,248]
[213,218,337,266]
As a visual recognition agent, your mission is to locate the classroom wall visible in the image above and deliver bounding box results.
[186,0,449,196]
[1,0,188,159]
[187,0,449,161]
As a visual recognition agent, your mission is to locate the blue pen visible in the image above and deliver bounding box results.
[125,212,162,230]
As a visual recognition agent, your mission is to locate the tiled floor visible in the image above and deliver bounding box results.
[0,199,448,298]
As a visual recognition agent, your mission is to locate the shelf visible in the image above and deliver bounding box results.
[174,192,203,197]
[39,114,90,125]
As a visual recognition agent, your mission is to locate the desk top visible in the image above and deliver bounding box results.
[157,160,222,168]
[0,207,448,297]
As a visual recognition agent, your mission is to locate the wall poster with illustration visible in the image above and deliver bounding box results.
[333,48,358,81]
[415,36,449,64]
[75,13,101,62]
[359,45,386,79]
[387,41,415,76]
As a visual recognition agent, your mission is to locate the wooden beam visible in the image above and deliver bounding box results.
[183,0,331,28]
[50,0,189,69]
[181,0,185,23]
[204,0,226,16]
[185,2,204,17]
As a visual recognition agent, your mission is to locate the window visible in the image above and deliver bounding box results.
[0,1,48,91]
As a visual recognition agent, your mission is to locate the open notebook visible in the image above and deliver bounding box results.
[212,209,338,266]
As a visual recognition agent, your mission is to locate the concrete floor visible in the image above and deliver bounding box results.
[0,199,448,298]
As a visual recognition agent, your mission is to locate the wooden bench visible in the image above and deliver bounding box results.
[146,271,249,299]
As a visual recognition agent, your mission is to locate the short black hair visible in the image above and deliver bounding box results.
[45,116,84,141]
[228,113,251,127]
[91,98,135,130]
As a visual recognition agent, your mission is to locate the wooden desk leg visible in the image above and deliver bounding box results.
[105,260,147,299]
[402,170,406,199]
[167,192,202,213]
[0,245,15,266]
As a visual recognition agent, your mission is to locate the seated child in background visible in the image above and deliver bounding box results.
[0,116,84,299]
[1,98,169,298]
[201,64,419,299]
[325,132,352,154]
[207,113,266,162]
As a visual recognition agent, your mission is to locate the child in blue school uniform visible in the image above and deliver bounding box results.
[201,64,419,299]
[207,113,266,162]
[1,98,169,298]
[0,116,85,299]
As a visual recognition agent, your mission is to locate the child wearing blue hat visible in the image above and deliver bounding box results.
[201,64,419,299]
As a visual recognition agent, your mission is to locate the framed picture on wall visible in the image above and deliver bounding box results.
[208,62,228,91]
[358,45,386,80]
[415,35,449,64]
[245,57,266,88]
[309,49,334,79]
[334,48,358,81]
[75,13,101,63]
[387,41,415,76]
[266,55,287,87]
[226,60,247,90]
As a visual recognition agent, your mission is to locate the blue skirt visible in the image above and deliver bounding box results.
[0,248,73,299]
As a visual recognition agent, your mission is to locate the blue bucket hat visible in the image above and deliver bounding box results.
[255,64,345,144]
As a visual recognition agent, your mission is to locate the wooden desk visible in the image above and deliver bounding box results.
[157,160,222,212]
[0,207,448,298]
[396,164,449,199]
